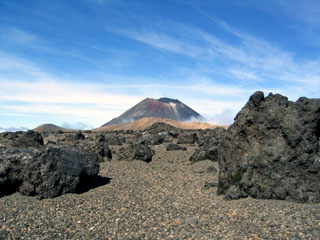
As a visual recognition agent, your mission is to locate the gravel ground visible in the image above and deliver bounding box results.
[1,143,320,239]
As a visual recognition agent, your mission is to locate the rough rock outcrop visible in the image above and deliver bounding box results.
[118,144,154,162]
[190,127,226,163]
[104,133,125,145]
[43,132,112,162]
[42,131,85,145]
[139,134,164,145]
[65,131,85,142]
[0,146,100,199]
[0,130,44,149]
[177,133,198,144]
[218,91,320,203]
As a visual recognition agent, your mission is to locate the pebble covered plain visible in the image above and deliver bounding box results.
[1,143,319,239]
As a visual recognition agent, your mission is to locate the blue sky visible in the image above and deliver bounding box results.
[1,0,320,130]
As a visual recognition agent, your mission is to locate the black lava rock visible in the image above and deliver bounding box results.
[217,91,320,203]
[118,144,154,162]
[0,146,100,199]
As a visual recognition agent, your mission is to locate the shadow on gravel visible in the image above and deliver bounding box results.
[76,175,112,194]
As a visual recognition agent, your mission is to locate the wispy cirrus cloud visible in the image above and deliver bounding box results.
[0,127,29,133]
[206,0,320,46]
[117,29,205,58]
[113,17,320,99]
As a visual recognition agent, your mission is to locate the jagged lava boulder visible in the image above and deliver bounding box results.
[118,144,154,162]
[0,146,100,199]
[218,91,320,203]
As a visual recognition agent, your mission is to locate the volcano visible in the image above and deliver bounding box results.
[102,97,203,126]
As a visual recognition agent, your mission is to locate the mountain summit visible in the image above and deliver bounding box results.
[102,97,203,126]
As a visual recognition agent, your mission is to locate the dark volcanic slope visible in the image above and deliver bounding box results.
[102,97,203,127]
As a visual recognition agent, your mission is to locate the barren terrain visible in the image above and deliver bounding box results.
[94,117,228,132]
[1,140,319,239]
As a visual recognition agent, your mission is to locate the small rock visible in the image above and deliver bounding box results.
[166,144,187,151]
[118,144,154,162]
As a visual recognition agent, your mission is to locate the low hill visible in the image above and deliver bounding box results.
[33,124,71,133]
[94,117,227,132]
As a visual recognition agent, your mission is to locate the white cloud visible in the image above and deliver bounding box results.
[207,109,237,125]
[0,127,29,133]
[61,122,93,130]
[0,79,143,107]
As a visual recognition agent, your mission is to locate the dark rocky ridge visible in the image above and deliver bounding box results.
[217,91,320,203]
[102,97,203,126]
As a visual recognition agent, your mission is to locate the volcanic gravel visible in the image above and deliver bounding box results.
[0,143,319,239]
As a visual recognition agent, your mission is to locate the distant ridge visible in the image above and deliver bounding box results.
[102,97,203,127]
[33,124,71,133]
[95,117,228,132]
